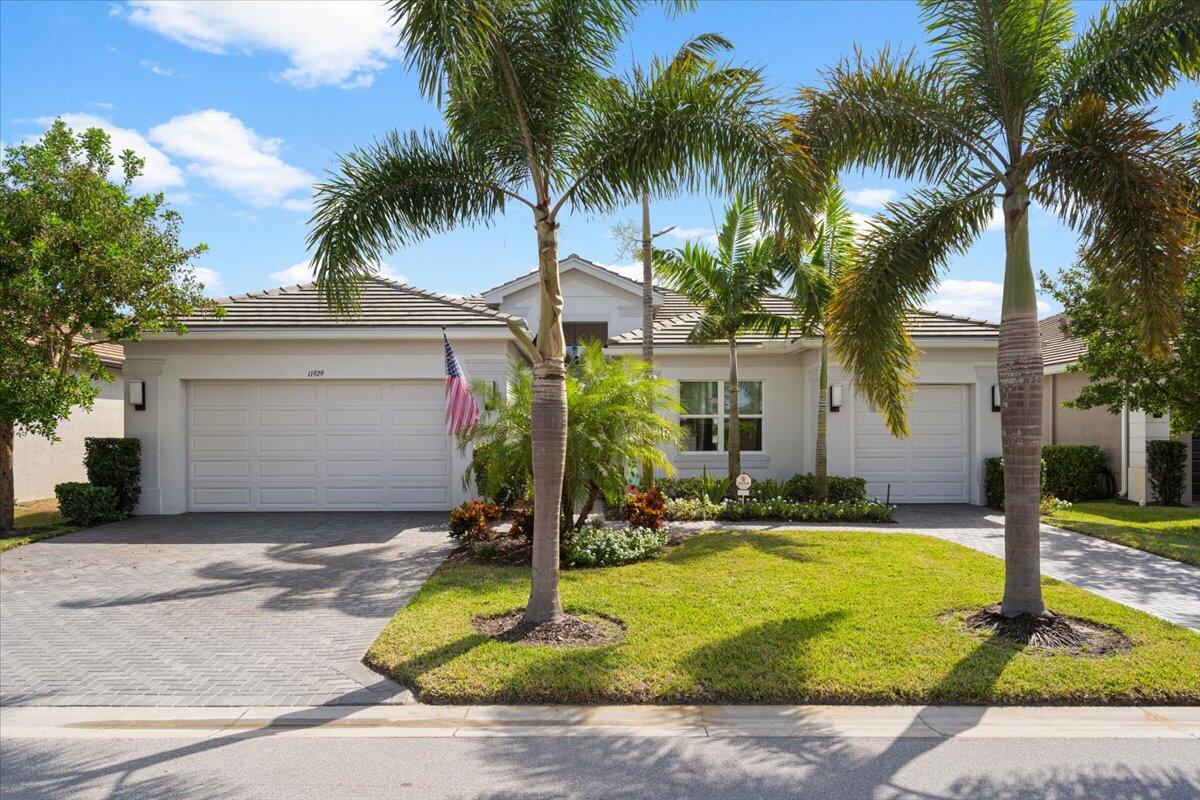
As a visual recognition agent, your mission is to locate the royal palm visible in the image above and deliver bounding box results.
[805,0,1197,616]
[308,0,818,625]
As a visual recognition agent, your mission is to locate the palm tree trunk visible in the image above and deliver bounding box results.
[998,185,1046,618]
[640,192,655,490]
[1,418,14,532]
[727,336,741,491]
[815,340,829,502]
[524,211,567,626]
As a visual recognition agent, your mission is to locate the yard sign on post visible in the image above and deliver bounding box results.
[736,473,752,502]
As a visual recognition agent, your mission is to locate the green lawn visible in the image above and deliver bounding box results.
[1,498,83,553]
[1043,500,1200,566]
[366,529,1200,705]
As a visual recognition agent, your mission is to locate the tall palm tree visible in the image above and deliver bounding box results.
[656,199,809,485]
[308,0,820,626]
[804,0,1197,617]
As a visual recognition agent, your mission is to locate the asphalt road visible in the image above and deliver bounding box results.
[2,734,1198,800]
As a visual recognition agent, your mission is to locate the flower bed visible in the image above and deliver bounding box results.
[664,496,893,523]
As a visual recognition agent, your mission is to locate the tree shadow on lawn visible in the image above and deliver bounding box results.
[661,529,822,567]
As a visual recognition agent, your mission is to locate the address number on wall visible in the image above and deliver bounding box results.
[307,370,325,378]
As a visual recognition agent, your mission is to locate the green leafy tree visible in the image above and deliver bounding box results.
[308,0,819,625]
[1042,100,1200,435]
[655,199,813,488]
[0,120,217,530]
[804,0,1198,617]
[465,341,682,528]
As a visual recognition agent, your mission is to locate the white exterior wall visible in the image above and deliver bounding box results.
[499,269,647,340]
[643,344,1002,505]
[1126,410,1176,504]
[14,372,124,502]
[123,335,510,514]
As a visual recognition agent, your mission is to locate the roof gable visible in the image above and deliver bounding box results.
[182,277,518,329]
[480,255,665,305]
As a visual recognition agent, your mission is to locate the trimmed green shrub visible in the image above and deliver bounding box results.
[984,457,1049,510]
[1042,445,1106,501]
[719,498,894,523]
[54,482,121,527]
[783,474,868,503]
[748,478,786,500]
[1147,440,1187,505]
[563,524,668,568]
[84,437,141,516]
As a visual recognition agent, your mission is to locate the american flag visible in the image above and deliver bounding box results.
[443,331,480,436]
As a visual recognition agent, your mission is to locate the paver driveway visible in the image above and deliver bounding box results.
[0,513,452,707]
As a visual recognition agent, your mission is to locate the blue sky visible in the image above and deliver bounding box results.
[2,0,1195,322]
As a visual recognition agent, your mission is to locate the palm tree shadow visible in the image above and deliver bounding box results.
[661,529,819,567]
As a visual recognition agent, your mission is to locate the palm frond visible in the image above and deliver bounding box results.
[827,185,996,436]
[308,130,511,314]
[801,45,1000,184]
[920,0,1074,130]
[1031,96,1193,353]
[1055,0,1200,109]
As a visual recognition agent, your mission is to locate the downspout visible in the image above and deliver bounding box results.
[1120,402,1129,498]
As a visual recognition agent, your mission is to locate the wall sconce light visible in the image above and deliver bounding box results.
[829,385,842,412]
[129,380,146,411]
[991,384,1001,412]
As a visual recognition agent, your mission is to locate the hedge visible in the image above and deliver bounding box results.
[659,473,867,504]
[1147,440,1187,505]
[1041,445,1106,501]
[54,483,122,527]
[84,437,142,516]
[984,457,1047,510]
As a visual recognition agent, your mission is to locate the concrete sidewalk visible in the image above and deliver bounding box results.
[4,703,1197,740]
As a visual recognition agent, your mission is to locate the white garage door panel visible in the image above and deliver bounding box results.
[855,385,970,503]
[188,380,451,511]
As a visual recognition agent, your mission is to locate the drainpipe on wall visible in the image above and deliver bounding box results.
[1120,403,1129,498]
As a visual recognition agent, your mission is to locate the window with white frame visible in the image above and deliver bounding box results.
[679,380,763,452]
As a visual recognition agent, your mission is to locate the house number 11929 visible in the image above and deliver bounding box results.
[307,370,325,378]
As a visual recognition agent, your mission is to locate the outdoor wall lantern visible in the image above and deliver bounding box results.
[129,380,146,411]
[829,385,842,413]
[991,384,1002,412]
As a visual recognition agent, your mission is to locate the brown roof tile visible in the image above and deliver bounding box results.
[1039,313,1085,366]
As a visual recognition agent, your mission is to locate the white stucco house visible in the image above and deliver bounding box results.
[15,343,125,503]
[122,255,1006,514]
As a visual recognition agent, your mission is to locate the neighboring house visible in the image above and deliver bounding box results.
[1040,313,1195,505]
[122,255,1004,514]
[15,343,125,503]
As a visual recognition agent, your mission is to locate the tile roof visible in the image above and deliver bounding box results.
[1039,312,1085,366]
[611,302,999,346]
[181,277,518,328]
[68,335,124,367]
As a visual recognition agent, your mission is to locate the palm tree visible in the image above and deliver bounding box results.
[781,183,854,502]
[466,340,682,528]
[804,0,1197,617]
[656,199,808,485]
[308,0,819,626]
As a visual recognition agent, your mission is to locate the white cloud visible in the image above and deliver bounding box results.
[844,188,898,209]
[138,59,172,76]
[595,261,644,282]
[987,205,1005,231]
[86,101,117,111]
[280,196,312,213]
[123,0,399,90]
[925,279,1051,323]
[268,259,407,286]
[45,113,185,193]
[148,110,313,207]
[663,225,720,248]
[191,266,224,295]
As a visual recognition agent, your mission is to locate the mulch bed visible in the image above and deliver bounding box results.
[950,604,1133,657]
[473,609,625,647]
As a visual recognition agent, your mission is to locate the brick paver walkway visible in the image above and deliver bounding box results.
[677,504,1200,632]
[0,512,451,707]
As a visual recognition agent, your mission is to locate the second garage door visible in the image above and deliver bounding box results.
[188,380,451,511]
[854,384,970,503]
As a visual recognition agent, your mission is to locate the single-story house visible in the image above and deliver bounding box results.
[15,343,125,503]
[1041,313,1196,505]
[123,255,1003,514]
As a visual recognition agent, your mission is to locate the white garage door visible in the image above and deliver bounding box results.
[854,384,970,503]
[188,381,451,511]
